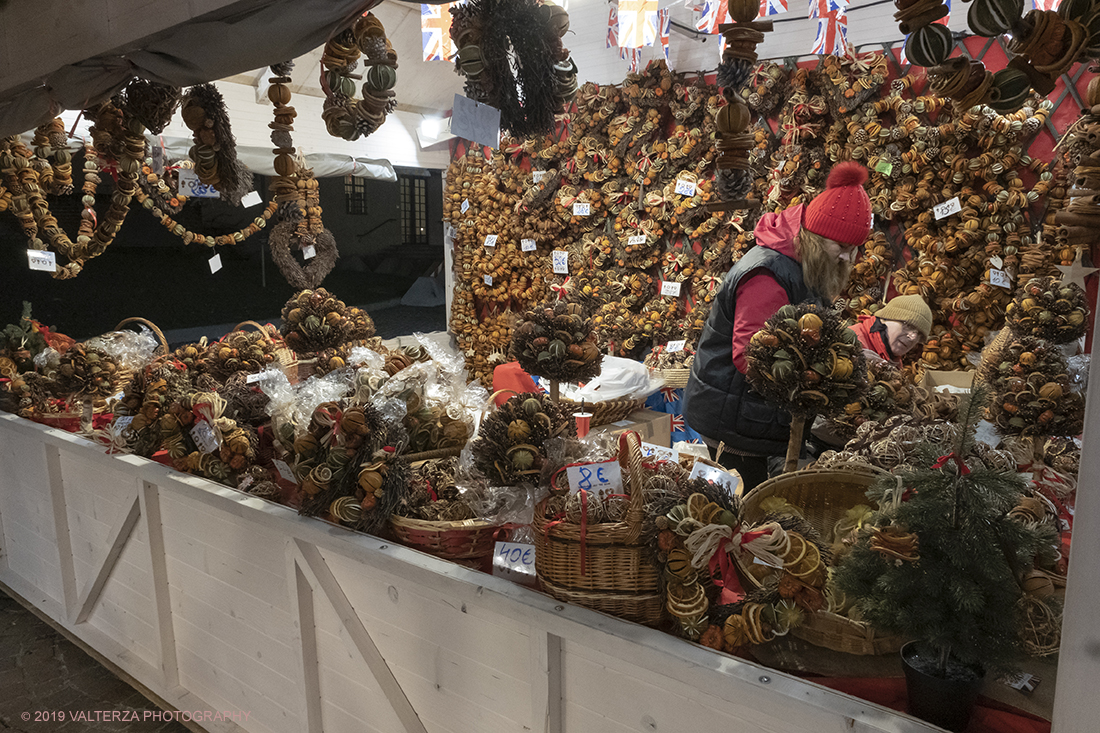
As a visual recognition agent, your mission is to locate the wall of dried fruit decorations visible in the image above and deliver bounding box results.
[444,38,1093,388]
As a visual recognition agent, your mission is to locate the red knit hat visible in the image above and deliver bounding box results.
[803,162,873,246]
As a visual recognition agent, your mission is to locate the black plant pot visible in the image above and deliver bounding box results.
[901,641,985,732]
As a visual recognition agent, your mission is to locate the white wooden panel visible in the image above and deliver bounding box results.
[162,524,289,610]
[175,643,291,733]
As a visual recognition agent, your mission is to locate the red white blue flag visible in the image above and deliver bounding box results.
[812,10,848,55]
[621,47,643,72]
[695,0,731,33]
[659,7,672,60]
[608,1,620,48]
[422,3,455,62]
[1033,0,1059,9]
[619,0,659,48]
[760,0,788,15]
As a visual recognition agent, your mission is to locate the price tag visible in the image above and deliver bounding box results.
[521,239,537,252]
[990,255,1004,269]
[675,178,697,196]
[484,274,493,285]
[666,339,686,353]
[660,281,682,297]
[238,475,255,491]
[641,442,679,462]
[302,244,317,260]
[492,542,537,586]
[272,458,297,484]
[115,415,134,432]
[533,171,547,183]
[573,202,590,216]
[208,253,222,274]
[628,234,647,245]
[990,268,1012,289]
[933,196,962,220]
[484,234,498,247]
[1003,673,1041,695]
[191,420,220,454]
[874,160,893,176]
[27,250,57,272]
[552,250,569,275]
[974,420,999,448]
[566,460,623,495]
[689,462,742,496]
[179,168,220,198]
[245,372,264,384]
[461,198,470,213]
[110,390,125,402]
[241,191,262,208]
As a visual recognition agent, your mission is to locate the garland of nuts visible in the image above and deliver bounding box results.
[320,13,398,141]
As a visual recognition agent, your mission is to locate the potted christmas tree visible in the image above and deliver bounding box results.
[832,387,1059,732]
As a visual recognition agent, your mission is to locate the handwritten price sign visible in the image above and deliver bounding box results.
[566,460,623,495]
[689,462,742,496]
[178,168,220,199]
[521,239,537,252]
[572,202,591,216]
[532,171,547,183]
[191,420,220,454]
[483,234,498,247]
[552,250,569,274]
[628,234,647,245]
[674,178,697,196]
[641,442,678,462]
[492,542,537,585]
[660,281,682,297]
[933,196,961,220]
[461,198,470,213]
[666,340,686,353]
[27,249,57,272]
[484,274,493,286]
[989,268,1012,289]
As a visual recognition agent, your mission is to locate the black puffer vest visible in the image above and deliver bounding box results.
[683,245,824,455]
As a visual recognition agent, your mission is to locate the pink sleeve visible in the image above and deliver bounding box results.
[732,271,790,374]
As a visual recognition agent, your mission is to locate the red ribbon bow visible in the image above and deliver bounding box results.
[708,527,770,605]
[932,452,970,476]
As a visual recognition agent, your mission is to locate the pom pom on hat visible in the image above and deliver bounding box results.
[803,162,873,246]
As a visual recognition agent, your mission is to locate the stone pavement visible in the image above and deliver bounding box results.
[0,590,190,733]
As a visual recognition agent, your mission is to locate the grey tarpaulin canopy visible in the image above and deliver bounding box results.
[0,0,437,139]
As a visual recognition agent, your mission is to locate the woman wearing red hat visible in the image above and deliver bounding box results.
[683,162,872,490]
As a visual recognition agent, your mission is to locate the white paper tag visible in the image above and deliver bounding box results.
[1003,673,1041,694]
[933,196,961,220]
[990,268,1012,289]
[675,178,697,196]
[666,339,686,353]
[552,250,569,275]
[533,171,547,183]
[661,281,682,297]
[191,420,220,454]
[302,244,317,260]
[566,460,623,495]
[521,239,537,251]
[241,191,262,208]
[27,250,57,272]
[612,420,632,427]
[689,462,742,496]
[974,420,999,448]
[573,202,591,216]
[990,255,1004,269]
[461,198,470,213]
[484,234,498,247]
[245,372,264,384]
[179,168,220,198]
[641,442,678,462]
[237,474,255,491]
[628,234,647,245]
[110,390,124,402]
[114,415,134,432]
[208,253,222,274]
[272,458,297,484]
[484,274,493,285]
[492,542,537,586]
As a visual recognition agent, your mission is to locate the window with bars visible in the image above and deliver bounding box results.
[400,175,429,245]
[345,175,368,215]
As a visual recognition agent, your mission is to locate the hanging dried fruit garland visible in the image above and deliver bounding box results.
[180,83,253,205]
[320,12,398,140]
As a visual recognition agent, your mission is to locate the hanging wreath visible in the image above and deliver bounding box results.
[269,222,339,290]
[320,12,398,140]
[180,83,253,204]
[450,0,577,138]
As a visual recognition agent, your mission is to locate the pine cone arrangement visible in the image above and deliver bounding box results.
[55,344,120,399]
[828,360,915,439]
[472,392,576,485]
[745,304,867,419]
[279,288,376,353]
[510,301,601,383]
[987,336,1084,437]
[1004,275,1089,344]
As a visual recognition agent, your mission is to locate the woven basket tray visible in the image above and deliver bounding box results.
[657,368,690,390]
[532,431,663,626]
[738,466,905,655]
[559,396,645,427]
[389,515,504,568]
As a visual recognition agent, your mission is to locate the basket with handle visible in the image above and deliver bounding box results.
[114,317,170,356]
[389,515,507,570]
[736,465,906,655]
[232,320,297,378]
[532,430,663,626]
[657,367,690,390]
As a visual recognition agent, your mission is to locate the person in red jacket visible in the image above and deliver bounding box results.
[683,162,873,490]
[849,295,932,366]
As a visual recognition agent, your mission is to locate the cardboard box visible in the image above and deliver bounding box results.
[591,408,672,447]
[921,369,974,394]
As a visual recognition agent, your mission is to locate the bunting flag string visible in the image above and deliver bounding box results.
[608,0,621,48]
[421,3,457,62]
[659,7,672,60]
[695,0,732,33]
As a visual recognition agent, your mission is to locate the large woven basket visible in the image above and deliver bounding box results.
[232,320,297,378]
[389,514,504,569]
[559,395,646,427]
[657,367,690,390]
[533,431,663,626]
[738,466,906,655]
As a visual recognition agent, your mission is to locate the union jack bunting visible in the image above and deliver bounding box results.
[695,0,731,33]
[621,46,643,72]
[760,0,787,15]
[670,414,686,433]
[421,3,456,62]
[660,386,679,403]
[619,0,659,48]
[809,0,846,20]
[934,0,951,24]
[658,7,672,60]
[1033,0,1060,9]
[608,0,620,48]
[812,10,848,55]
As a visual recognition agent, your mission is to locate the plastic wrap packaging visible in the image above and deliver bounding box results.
[461,482,540,526]
[673,441,710,459]
[536,434,618,502]
[34,347,61,372]
[553,355,665,402]
[1067,354,1090,394]
[347,345,385,371]
[84,329,159,373]
[260,367,354,447]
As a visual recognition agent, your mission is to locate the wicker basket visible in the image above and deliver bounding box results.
[559,396,646,427]
[233,321,297,377]
[738,466,905,655]
[389,515,505,569]
[533,431,663,626]
[114,317,169,356]
[657,367,690,389]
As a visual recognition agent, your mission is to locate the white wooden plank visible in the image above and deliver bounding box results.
[1,518,64,603]
[84,592,159,669]
[289,558,323,733]
[140,480,180,690]
[166,556,294,633]
[162,524,288,609]
[74,491,140,624]
[530,631,562,733]
[45,444,78,615]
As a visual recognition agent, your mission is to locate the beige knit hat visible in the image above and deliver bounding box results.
[877,295,933,339]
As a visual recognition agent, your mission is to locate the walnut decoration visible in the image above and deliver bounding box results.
[320,13,398,141]
[1004,275,1090,343]
[509,301,601,385]
[279,288,377,372]
[986,336,1084,438]
[471,393,575,486]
